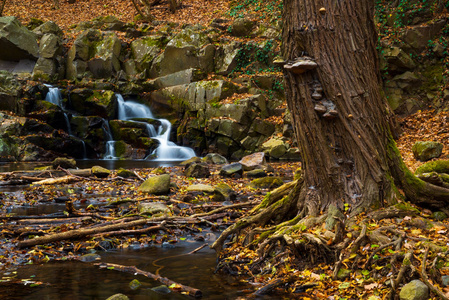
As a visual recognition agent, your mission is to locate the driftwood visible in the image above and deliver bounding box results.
[94,262,202,298]
[17,217,166,248]
[17,216,92,225]
[92,222,166,237]
[32,175,80,185]
[191,201,255,218]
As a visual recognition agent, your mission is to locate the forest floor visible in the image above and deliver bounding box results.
[2,0,449,299]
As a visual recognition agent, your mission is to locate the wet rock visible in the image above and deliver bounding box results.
[138,202,170,215]
[92,165,111,178]
[0,16,39,61]
[399,280,429,300]
[147,68,205,90]
[180,156,201,167]
[249,177,283,189]
[130,35,167,73]
[138,174,171,195]
[52,157,76,169]
[129,279,141,290]
[219,163,243,178]
[70,89,117,120]
[412,141,443,162]
[239,152,266,171]
[184,162,210,178]
[79,253,101,262]
[106,294,129,300]
[187,183,214,193]
[213,183,236,202]
[246,169,267,178]
[151,285,171,294]
[202,153,228,165]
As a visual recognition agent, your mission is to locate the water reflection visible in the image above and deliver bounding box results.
[2,243,250,299]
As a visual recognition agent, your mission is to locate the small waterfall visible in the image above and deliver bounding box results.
[45,86,85,158]
[116,95,196,161]
[102,120,116,160]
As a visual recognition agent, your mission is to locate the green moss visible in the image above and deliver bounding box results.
[415,160,449,175]
[114,140,128,157]
[421,64,444,92]
[87,90,115,107]
[394,202,420,213]
[249,177,283,189]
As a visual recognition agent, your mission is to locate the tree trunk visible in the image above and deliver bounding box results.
[282,0,449,215]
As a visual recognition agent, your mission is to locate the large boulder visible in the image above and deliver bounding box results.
[402,19,447,52]
[0,16,39,61]
[138,174,171,195]
[412,141,443,162]
[130,35,168,73]
[0,71,21,112]
[87,32,122,78]
[230,18,255,37]
[262,138,288,159]
[33,21,63,38]
[184,162,210,178]
[150,28,214,77]
[381,47,416,73]
[215,41,242,75]
[69,89,117,119]
[39,33,62,59]
[239,152,266,171]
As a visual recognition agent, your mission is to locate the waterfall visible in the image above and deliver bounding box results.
[116,95,196,161]
[44,86,85,158]
[102,120,116,159]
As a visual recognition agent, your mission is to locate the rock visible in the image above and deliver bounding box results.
[129,279,141,290]
[215,41,242,75]
[70,89,117,119]
[66,29,101,79]
[325,205,345,230]
[0,16,39,61]
[138,174,171,195]
[130,35,167,73]
[399,280,429,300]
[33,21,63,38]
[415,160,449,175]
[33,57,57,79]
[151,285,171,294]
[262,138,287,159]
[106,294,129,300]
[432,211,447,221]
[79,253,101,262]
[150,28,214,77]
[382,47,416,72]
[442,275,449,287]
[187,183,215,193]
[184,162,210,178]
[137,202,170,215]
[87,32,121,78]
[246,169,267,178]
[249,177,283,189]
[412,141,443,162]
[52,157,76,169]
[116,168,136,178]
[39,33,62,59]
[230,18,255,37]
[392,71,421,89]
[180,156,201,167]
[213,183,236,202]
[147,68,205,90]
[239,152,266,171]
[219,163,243,178]
[202,153,228,165]
[402,20,446,52]
[0,71,21,112]
[92,165,111,178]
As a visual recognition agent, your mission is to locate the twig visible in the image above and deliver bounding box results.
[94,262,202,297]
[191,201,255,218]
[188,243,208,254]
[421,246,449,300]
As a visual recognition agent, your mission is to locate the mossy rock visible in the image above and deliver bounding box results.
[116,168,135,178]
[129,279,141,290]
[52,157,76,169]
[249,177,284,189]
[92,165,111,178]
[432,211,447,221]
[412,141,443,162]
[106,294,129,300]
[138,174,170,195]
[415,160,449,175]
[213,183,236,202]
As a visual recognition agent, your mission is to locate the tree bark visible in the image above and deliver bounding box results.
[282,0,449,215]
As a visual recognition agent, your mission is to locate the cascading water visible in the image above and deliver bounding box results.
[115,95,196,161]
[45,87,72,135]
[102,120,116,159]
[44,86,86,158]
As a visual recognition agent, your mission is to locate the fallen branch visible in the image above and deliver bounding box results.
[92,222,167,237]
[420,246,449,300]
[94,262,202,298]
[17,217,163,248]
[191,201,255,218]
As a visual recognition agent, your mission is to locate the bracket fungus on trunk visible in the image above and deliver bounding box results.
[283,57,317,74]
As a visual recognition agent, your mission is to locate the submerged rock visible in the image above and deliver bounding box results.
[138,174,171,195]
[129,279,141,290]
[151,285,171,294]
[79,253,101,262]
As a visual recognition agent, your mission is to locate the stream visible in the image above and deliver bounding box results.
[0,160,257,299]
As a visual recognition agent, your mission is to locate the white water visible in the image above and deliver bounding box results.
[115,95,196,161]
[45,86,85,158]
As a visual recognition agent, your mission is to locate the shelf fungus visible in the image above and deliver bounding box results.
[323,109,338,119]
[312,91,323,100]
[284,57,318,74]
[314,103,327,114]
[273,56,287,66]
